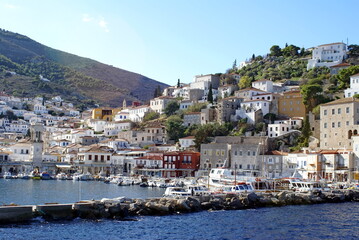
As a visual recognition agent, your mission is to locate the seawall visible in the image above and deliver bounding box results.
[1,189,359,223]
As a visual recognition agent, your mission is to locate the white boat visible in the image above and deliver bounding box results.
[56,173,67,180]
[3,172,12,179]
[163,187,192,197]
[186,185,211,196]
[78,173,93,181]
[289,180,329,192]
[220,183,255,194]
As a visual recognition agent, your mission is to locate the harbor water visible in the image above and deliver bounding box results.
[1,180,359,240]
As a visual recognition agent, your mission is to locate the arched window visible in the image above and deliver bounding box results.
[354,130,358,135]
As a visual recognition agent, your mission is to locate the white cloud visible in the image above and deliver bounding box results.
[82,14,93,22]
[4,4,17,9]
[98,18,109,32]
[82,14,109,32]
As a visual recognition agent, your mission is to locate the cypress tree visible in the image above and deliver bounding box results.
[207,84,213,103]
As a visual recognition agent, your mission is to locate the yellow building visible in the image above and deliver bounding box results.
[278,89,306,118]
[92,108,114,121]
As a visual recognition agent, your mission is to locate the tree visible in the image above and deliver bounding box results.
[282,44,300,57]
[153,85,162,98]
[300,84,323,113]
[143,111,160,122]
[238,76,251,89]
[165,115,186,142]
[207,84,213,103]
[336,65,359,89]
[251,54,256,61]
[270,45,282,57]
[177,79,180,88]
[192,123,232,150]
[186,102,207,113]
[348,44,359,57]
[164,100,179,116]
[299,116,311,147]
[232,59,237,69]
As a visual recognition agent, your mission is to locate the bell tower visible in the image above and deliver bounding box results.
[30,123,44,170]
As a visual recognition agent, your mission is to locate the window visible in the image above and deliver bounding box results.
[107,156,110,161]
[346,107,350,113]
[324,123,327,128]
[338,122,341,128]
[346,121,349,126]
[324,110,327,115]
[239,151,242,156]
[89,155,92,160]
[247,151,250,156]
[332,122,335,128]
[338,108,341,114]
[332,109,335,115]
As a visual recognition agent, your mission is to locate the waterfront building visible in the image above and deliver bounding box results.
[320,97,359,149]
[162,151,200,178]
[76,145,113,175]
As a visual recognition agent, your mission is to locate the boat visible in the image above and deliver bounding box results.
[186,185,211,196]
[3,172,12,179]
[56,173,67,180]
[163,187,192,197]
[289,180,329,192]
[220,182,255,194]
[40,172,51,180]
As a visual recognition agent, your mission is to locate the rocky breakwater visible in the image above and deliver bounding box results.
[2,190,359,223]
[73,189,359,220]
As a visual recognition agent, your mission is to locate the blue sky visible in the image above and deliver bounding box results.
[0,0,358,86]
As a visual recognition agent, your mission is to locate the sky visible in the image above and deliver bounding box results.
[0,0,358,86]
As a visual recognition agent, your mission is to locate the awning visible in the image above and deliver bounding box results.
[56,164,73,168]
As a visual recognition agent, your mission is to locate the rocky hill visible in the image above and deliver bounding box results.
[0,29,168,107]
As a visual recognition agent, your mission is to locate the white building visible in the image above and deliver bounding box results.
[307,42,347,70]
[103,121,132,136]
[179,136,195,150]
[150,96,175,114]
[179,100,194,110]
[267,118,302,138]
[114,109,129,121]
[252,80,273,93]
[128,105,150,122]
[87,119,107,132]
[33,104,48,115]
[344,73,359,98]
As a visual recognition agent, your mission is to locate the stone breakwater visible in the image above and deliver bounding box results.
[2,189,359,223]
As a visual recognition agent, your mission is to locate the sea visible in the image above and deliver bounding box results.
[0,179,359,240]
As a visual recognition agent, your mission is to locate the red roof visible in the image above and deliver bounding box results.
[330,63,351,68]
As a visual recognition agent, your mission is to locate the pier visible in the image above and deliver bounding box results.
[1,189,359,224]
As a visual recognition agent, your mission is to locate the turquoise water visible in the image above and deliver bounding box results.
[0,179,165,205]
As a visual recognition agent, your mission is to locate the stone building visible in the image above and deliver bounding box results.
[320,97,359,149]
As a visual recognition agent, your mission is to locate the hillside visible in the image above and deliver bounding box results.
[0,29,168,107]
